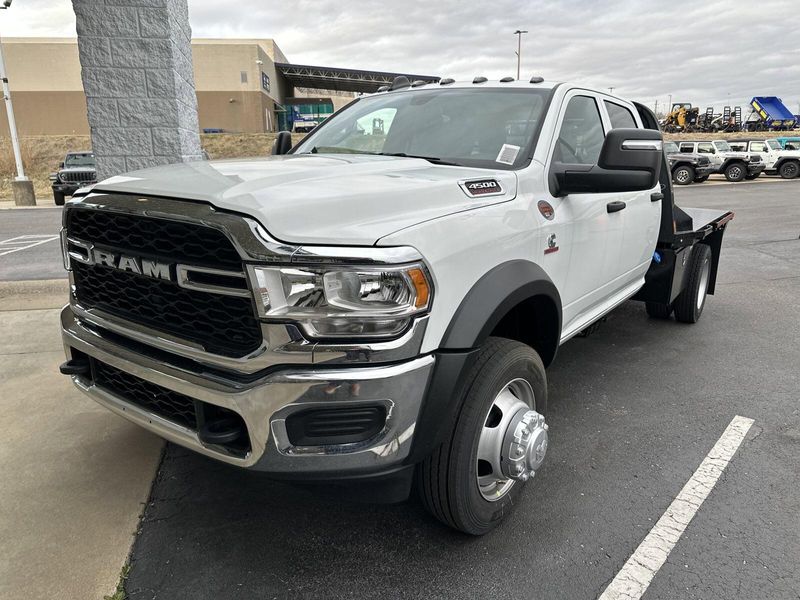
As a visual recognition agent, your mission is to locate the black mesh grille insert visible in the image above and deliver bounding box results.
[67,209,241,270]
[66,207,263,358]
[93,359,198,430]
[72,261,262,358]
[60,171,96,183]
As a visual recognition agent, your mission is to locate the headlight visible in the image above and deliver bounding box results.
[249,263,432,339]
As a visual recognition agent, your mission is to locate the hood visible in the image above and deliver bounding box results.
[93,154,517,245]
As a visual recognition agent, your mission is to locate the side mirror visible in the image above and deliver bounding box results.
[59,161,65,169]
[272,131,293,155]
[552,128,662,196]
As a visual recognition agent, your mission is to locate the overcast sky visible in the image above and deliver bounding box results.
[4,0,799,112]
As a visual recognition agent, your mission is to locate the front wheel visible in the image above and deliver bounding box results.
[723,162,746,182]
[673,165,695,185]
[778,161,799,179]
[417,338,548,535]
[674,244,712,323]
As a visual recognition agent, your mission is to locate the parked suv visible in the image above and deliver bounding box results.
[677,140,765,181]
[59,81,734,534]
[663,141,714,184]
[727,139,800,179]
[50,151,97,205]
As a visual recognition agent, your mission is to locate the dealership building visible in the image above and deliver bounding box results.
[0,37,438,136]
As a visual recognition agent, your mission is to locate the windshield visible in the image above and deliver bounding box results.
[663,142,679,153]
[714,141,731,152]
[293,88,551,170]
[767,139,781,150]
[64,153,95,167]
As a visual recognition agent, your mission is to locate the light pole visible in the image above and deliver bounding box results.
[514,30,528,80]
[668,94,673,109]
[608,87,615,95]
[0,0,34,205]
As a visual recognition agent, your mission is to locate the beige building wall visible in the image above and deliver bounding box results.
[0,38,294,136]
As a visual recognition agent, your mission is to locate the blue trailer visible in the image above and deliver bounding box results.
[743,97,798,131]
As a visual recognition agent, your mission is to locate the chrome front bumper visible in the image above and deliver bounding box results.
[61,306,434,476]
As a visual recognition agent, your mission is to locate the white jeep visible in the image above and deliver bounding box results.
[59,78,733,534]
[728,138,800,179]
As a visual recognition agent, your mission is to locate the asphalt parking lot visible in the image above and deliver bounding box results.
[122,183,798,599]
[1,182,798,599]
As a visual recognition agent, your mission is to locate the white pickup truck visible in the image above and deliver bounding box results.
[59,78,733,534]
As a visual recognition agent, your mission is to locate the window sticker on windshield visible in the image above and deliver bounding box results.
[496,144,520,165]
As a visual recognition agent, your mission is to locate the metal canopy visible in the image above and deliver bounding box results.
[275,63,439,94]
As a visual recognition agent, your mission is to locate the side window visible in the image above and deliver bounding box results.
[679,143,695,153]
[750,142,766,152]
[697,143,714,154]
[604,101,637,129]
[554,96,605,165]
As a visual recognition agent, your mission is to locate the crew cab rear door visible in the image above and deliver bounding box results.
[600,98,661,284]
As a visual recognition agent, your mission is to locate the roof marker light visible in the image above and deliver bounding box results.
[473,76,488,84]
[500,76,515,82]
[530,76,544,84]
[439,78,455,85]
[390,76,410,90]
[376,85,389,92]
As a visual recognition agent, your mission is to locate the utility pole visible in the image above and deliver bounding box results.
[668,94,673,109]
[0,0,35,205]
[608,87,614,95]
[514,30,528,80]
[654,99,658,116]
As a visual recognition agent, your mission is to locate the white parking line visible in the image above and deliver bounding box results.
[598,415,754,600]
[0,234,60,257]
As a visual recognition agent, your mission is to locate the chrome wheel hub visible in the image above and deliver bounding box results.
[476,378,548,501]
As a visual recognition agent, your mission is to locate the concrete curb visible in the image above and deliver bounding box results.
[0,278,69,311]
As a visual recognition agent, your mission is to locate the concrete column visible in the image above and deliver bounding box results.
[71,0,203,181]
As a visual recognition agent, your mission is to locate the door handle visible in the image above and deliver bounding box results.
[607,201,626,213]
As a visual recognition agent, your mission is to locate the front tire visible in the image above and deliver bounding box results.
[674,244,712,323]
[778,161,799,179]
[724,162,746,182]
[417,338,548,535]
[673,165,695,185]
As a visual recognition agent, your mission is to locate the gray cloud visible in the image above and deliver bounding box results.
[4,0,799,112]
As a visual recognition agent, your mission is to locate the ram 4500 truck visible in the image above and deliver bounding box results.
[59,79,733,535]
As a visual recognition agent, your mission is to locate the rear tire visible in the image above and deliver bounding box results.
[723,162,746,182]
[674,244,712,324]
[53,191,65,206]
[646,302,673,319]
[417,337,547,535]
[778,160,799,179]
[673,165,695,185]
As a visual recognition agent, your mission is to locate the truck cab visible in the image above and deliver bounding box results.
[727,139,800,179]
[677,139,765,181]
[59,79,733,535]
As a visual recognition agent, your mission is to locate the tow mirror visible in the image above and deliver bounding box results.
[59,161,65,169]
[552,128,662,196]
[272,131,293,155]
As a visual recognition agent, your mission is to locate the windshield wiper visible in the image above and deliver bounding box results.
[376,152,461,166]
